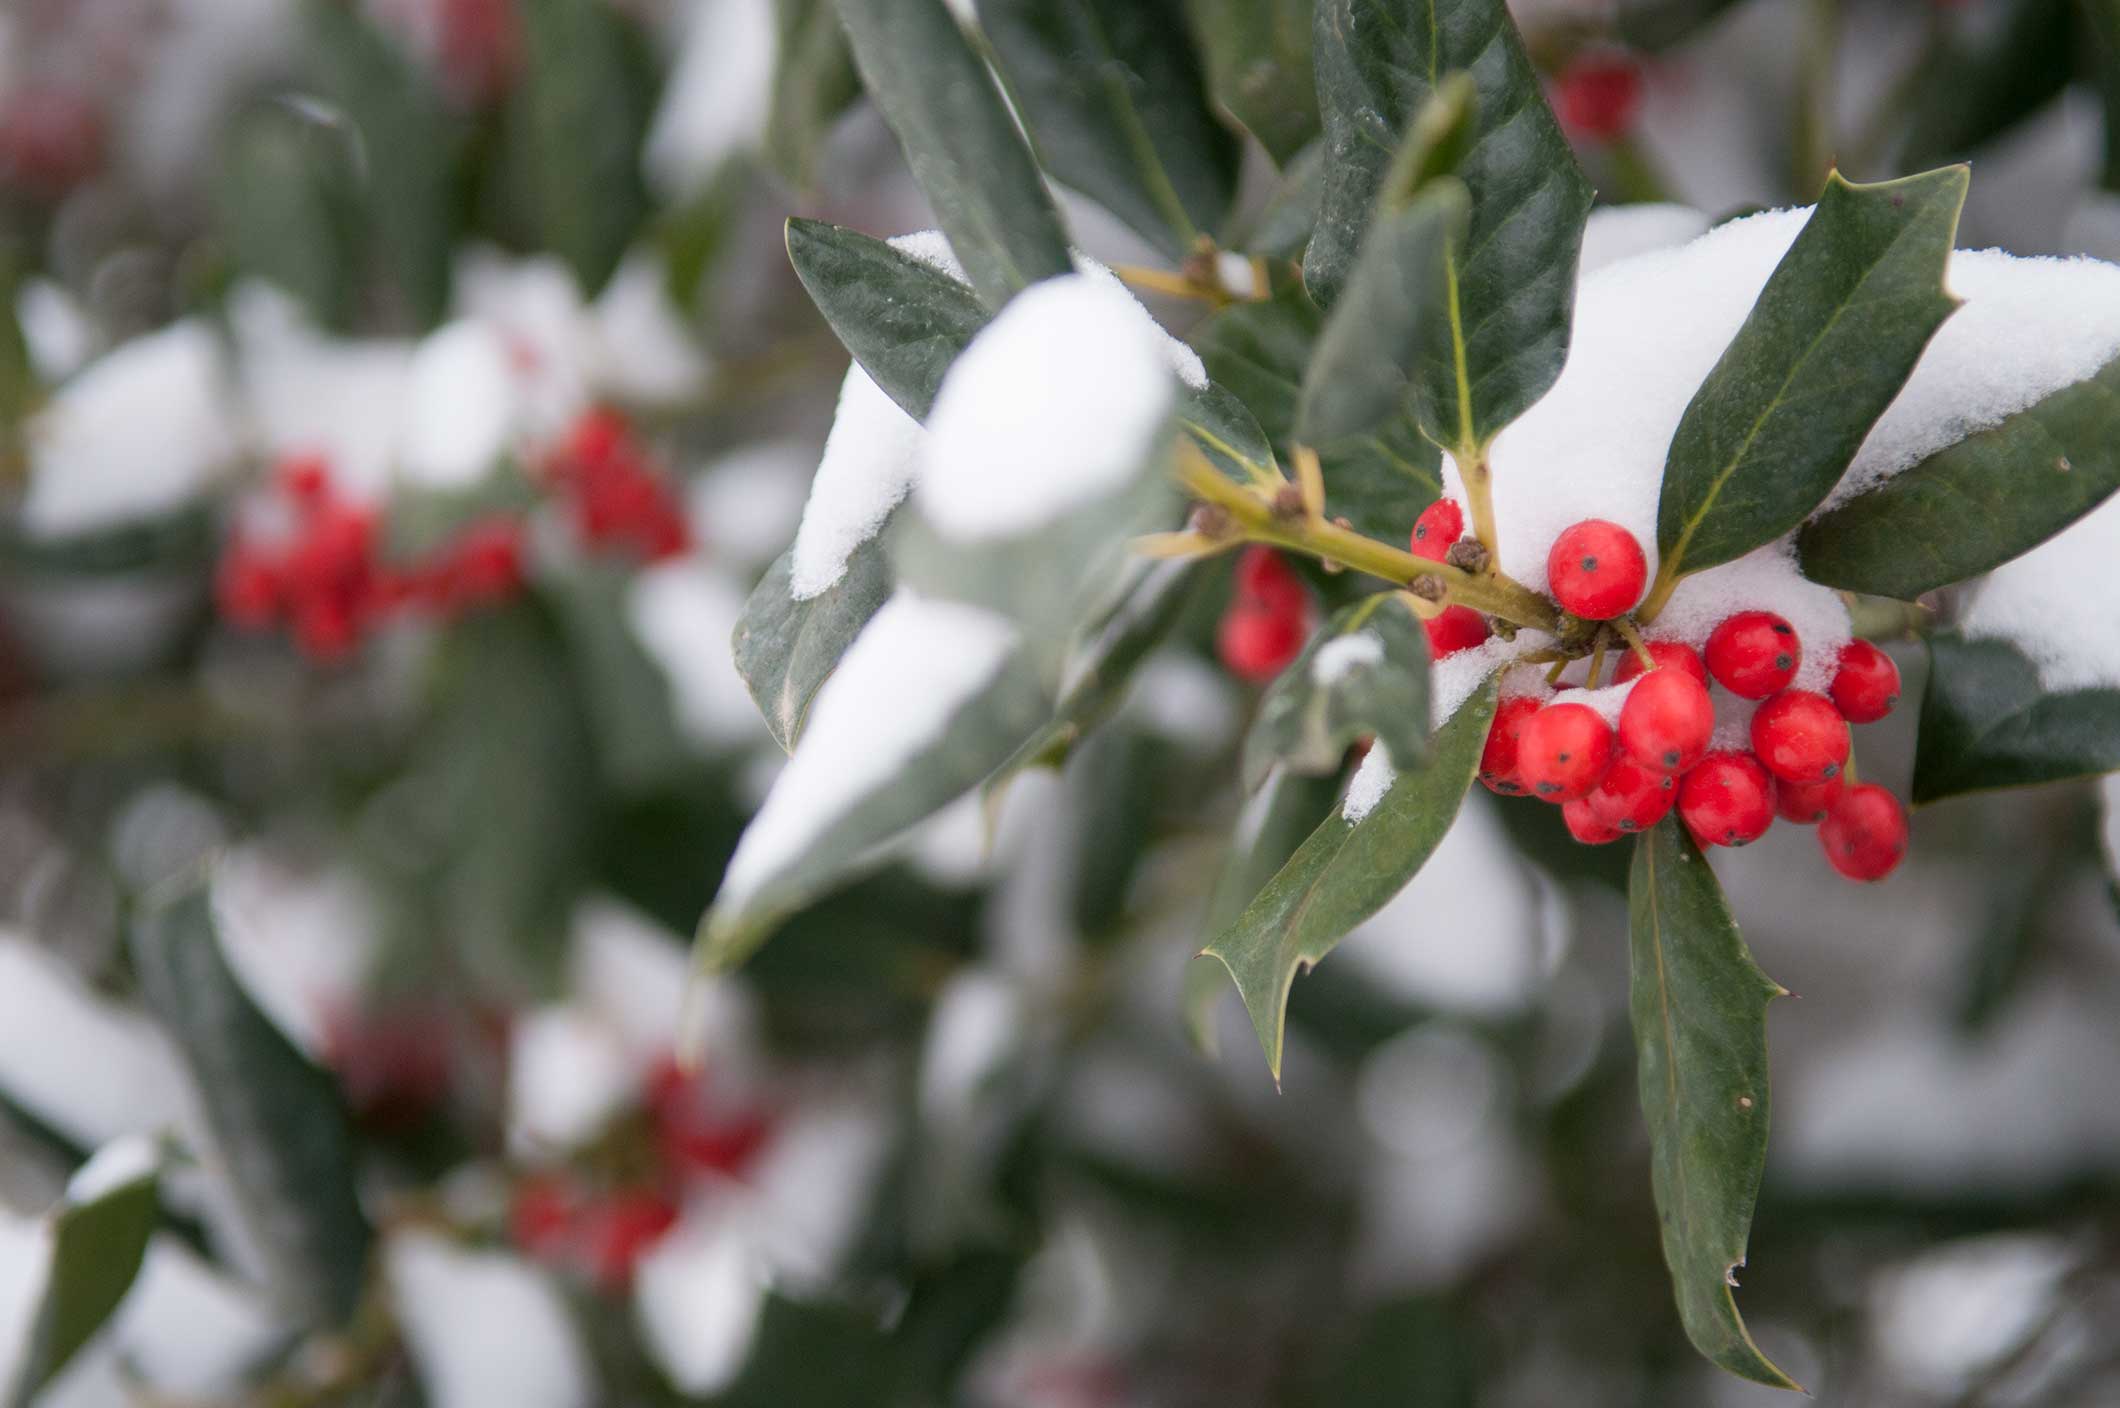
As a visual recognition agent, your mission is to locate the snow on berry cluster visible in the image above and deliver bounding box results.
[215,406,689,663]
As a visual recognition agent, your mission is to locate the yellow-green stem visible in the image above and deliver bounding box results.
[1611,616,1657,669]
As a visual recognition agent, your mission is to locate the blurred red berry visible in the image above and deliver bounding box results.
[1233,546,1307,614]
[1677,752,1774,848]
[216,544,282,629]
[1704,611,1800,699]
[1546,519,1647,620]
[1829,640,1901,724]
[1555,55,1643,144]
[322,1005,455,1132]
[1820,782,1909,881]
[0,84,104,198]
[451,517,527,604]
[1424,604,1491,659]
[511,1174,579,1260]
[579,1189,679,1294]
[276,454,334,509]
[1409,500,1464,563]
[1218,602,1307,682]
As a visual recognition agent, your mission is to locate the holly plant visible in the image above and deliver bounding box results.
[718,0,2120,1388]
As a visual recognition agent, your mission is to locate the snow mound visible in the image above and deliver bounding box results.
[1578,202,1712,276]
[788,366,924,599]
[1342,743,1395,823]
[1961,492,2120,692]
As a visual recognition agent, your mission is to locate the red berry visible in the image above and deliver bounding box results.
[450,517,527,605]
[1218,602,1307,682]
[293,599,360,664]
[511,1174,579,1260]
[1749,689,1850,784]
[1410,499,1464,563]
[1704,611,1800,699]
[1585,756,1678,834]
[1677,752,1774,848]
[1516,702,1616,803]
[1774,773,1846,825]
[0,85,105,199]
[1233,546,1307,614]
[1616,669,1714,774]
[1563,796,1625,845]
[1423,604,1490,659]
[1819,783,1908,881]
[216,545,282,629]
[1830,640,1901,724]
[1480,696,1543,796]
[559,407,629,475]
[1613,640,1708,687]
[579,1189,679,1293]
[1555,55,1643,144]
[1546,519,1647,620]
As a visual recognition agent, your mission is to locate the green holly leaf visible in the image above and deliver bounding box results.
[1612,0,1748,50]
[1234,141,1327,257]
[1204,678,1495,1080]
[1182,0,1320,165]
[1194,272,1439,538]
[1242,592,1430,791]
[1913,632,2120,804]
[834,0,1075,308]
[131,882,372,1328]
[1654,167,1968,590]
[765,0,862,191]
[1627,820,1800,1392]
[736,541,895,753]
[1798,352,2120,599]
[507,0,656,294]
[1306,0,1591,448]
[214,101,363,329]
[979,0,1241,259]
[1900,0,2075,167]
[3,1139,163,1408]
[787,219,993,418]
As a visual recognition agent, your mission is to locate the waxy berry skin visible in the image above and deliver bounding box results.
[1830,640,1901,724]
[1424,604,1491,658]
[1480,696,1544,796]
[1546,519,1648,620]
[1749,690,1850,784]
[1516,702,1617,803]
[1704,611,1801,699]
[1677,752,1775,848]
[1820,783,1909,881]
[1410,500,1464,563]
[1563,796,1625,845]
[1774,773,1847,825]
[1617,669,1715,774]
[1585,756,1677,834]
[1218,605,1307,682]
[1613,640,1709,687]
[1234,545,1306,614]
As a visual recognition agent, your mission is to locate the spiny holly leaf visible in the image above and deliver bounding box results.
[1182,0,1320,165]
[1799,351,2120,599]
[737,541,894,753]
[787,219,992,419]
[1627,820,1800,1392]
[979,0,1241,259]
[1242,593,1430,791]
[765,0,862,191]
[1307,0,1591,448]
[1913,632,2120,804]
[131,882,371,1327]
[3,1139,162,1408]
[508,0,656,294]
[1194,272,1440,537]
[834,0,1074,309]
[1204,678,1495,1080]
[1655,167,1967,586]
[1186,765,1343,1053]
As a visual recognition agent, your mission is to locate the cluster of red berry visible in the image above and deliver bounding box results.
[215,455,528,664]
[1456,515,1908,881]
[543,407,693,564]
[510,1056,774,1294]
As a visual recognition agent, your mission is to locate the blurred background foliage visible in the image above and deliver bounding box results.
[0,0,2116,1404]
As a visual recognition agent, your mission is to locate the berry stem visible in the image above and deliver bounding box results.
[1611,617,1657,670]
[1173,446,1561,632]
[1587,632,1609,689]
[1458,445,1502,569]
[1636,569,1679,625]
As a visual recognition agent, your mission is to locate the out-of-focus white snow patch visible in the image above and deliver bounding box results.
[689,441,811,569]
[228,282,414,501]
[1578,203,1712,276]
[1342,744,1395,824]
[1071,256,1209,390]
[919,969,1023,1129]
[108,784,227,895]
[388,1234,591,1408]
[399,321,519,490]
[211,848,382,1059]
[643,0,775,199]
[507,1007,636,1155]
[100,1238,281,1399]
[588,250,712,405]
[22,320,237,539]
[788,366,925,599]
[627,559,770,749]
[452,248,594,440]
[1870,1234,2079,1398]
[66,1133,160,1203]
[1961,493,2120,692]
[1337,797,1562,1014]
[1124,654,1240,754]
[921,273,1177,540]
[744,1095,892,1277]
[906,766,1058,888]
[0,936,193,1151]
[15,278,94,384]
[633,1211,764,1395]
[568,896,758,1078]
[1215,251,1259,299]
[717,592,1021,911]
[116,0,298,201]
[0,1208,50,1389]
[1313,632,1383,684]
